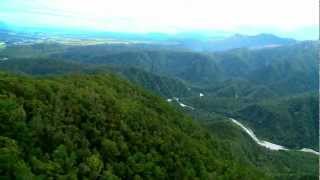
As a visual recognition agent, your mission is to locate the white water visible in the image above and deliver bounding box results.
[166,98,319,155]
[173,97,194,110]
[230,118,320,155]
[0,57,8,61]
[300,148,320,155]
[200,93,204,97]
[230,118,288,151]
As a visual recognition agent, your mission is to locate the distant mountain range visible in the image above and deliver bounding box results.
[175,33,296,51]
[0,21,298,52]
[0,30,318,178]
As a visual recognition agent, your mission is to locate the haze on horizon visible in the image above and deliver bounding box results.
[0,0,318,40]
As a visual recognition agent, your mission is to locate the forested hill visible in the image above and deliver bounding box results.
[0,72,270,179]
[48,41,318,93]
[235,92,319,150]
[0,71,318,179]
[0,41,318,151]
[0,57,193,98]
[0,40,318,179]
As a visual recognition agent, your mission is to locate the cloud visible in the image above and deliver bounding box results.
[0,0,318,33]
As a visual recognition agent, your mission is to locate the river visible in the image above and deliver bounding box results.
[230,118,319,155]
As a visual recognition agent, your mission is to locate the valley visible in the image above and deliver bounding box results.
[0,0,318,178]
[168,96,319,154]
[0,25,318,179]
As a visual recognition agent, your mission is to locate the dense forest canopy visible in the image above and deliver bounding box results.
[0,37,318,179]
[0,72,270,179]
[1,41,318,150]
[0,72,318,179]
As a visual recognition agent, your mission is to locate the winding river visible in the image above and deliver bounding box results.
[168,97,319,155]
[230,118,320,155]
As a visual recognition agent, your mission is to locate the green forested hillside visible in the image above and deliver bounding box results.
[214,42,318,95]
[53,50,222,84]
[50,42,318,94]
[183,91,319,150]
[116,68,192,97]
[204,120,318,180]
[0,43,67,58]
[0,58,193,98]
[235,92,319,150]
[0,41,318,179]
[0,41,318,151]
[0,58,85,75]
[2,42,318,96]
[0,72,270,179]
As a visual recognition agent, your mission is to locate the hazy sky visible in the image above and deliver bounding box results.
[0,0,318,35]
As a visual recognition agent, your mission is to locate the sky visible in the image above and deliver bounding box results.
[0,0,318,39]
